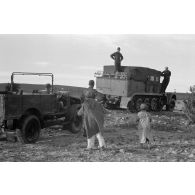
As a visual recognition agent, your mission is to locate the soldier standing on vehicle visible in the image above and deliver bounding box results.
[160,67,171,93]
[110,47,123,73]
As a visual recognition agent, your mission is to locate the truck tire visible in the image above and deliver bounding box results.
[103,102,112,109]
[69,114,82,134]
[127,100,136,113]
[21,115,41,143]
[166,98,176,111]
[144,98,150,110]
[69,112,82,134]
[67,104,82,134]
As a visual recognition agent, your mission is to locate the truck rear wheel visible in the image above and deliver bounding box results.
[20,115,41,143]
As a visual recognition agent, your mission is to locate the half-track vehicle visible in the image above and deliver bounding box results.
[95,65,176,112]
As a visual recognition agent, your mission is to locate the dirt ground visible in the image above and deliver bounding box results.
[1,110,195,162]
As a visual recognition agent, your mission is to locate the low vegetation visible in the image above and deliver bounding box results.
[0,109,195,162]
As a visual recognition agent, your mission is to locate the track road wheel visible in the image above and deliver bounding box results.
[135,98,143,112]
[144,98,150,110]
[21,115,41,144]
[127,100,136,113]
[103,102,112,109]
[191,99,195,113]
[151,98,158,111]
[166,98,176,111]
[158,98,164,111]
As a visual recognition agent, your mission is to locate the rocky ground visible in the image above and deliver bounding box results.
[0,109,195,162]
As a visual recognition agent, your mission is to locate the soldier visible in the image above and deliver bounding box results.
[80,80,97,137]
[81,80,97,103]
[110,47,123,73]
[78,89,107,150]
[160,67,171,93]
[136,103,153,149]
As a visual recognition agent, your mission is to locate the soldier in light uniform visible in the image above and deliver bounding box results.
[137,103,153,148]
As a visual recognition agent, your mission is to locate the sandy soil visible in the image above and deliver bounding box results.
[0,110,195,162]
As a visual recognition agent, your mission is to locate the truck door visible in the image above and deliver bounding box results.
[40,94,57,114]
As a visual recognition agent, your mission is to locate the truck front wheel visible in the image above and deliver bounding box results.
[20,115,41,143]
[69,105,82,134]
[70,114,82,134]
[65,104,82,134]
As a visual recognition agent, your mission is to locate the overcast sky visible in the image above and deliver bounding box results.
[0,34,194,92]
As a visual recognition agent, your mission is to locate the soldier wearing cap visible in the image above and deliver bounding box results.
[136,103,153,148]
[78,80,107,150]
[110,47,124,73]
[81,80,97,102]
[80,80,97,137]
[160,67,171,93]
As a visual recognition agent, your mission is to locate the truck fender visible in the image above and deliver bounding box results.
[120,97,132,109]
[166,93,176,104]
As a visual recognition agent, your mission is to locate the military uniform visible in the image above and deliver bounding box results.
[110,51,123,72]
[137,110,153,144]
[80,87,97,103]
[80,86,97,137]
[161,69,171,93]
[78,95,106,149]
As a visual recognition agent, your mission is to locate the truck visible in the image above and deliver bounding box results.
[95,65,176,112]
[0,72,82,143]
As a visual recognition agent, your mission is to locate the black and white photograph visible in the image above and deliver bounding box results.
[0,34,195,162]
[1,1,195,195]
